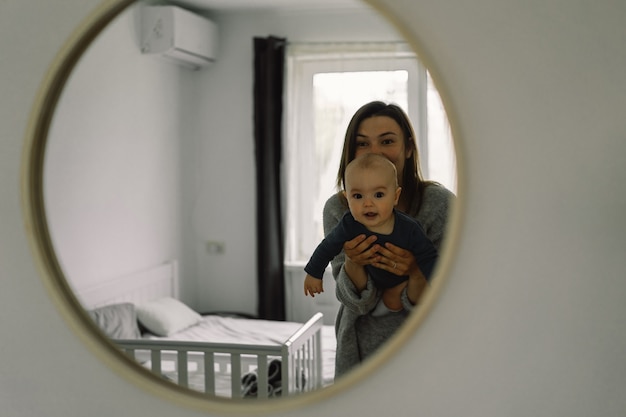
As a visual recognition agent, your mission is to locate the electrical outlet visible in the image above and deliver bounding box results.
[206,241,225,254]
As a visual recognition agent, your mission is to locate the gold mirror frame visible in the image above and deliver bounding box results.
[21,0,464,414]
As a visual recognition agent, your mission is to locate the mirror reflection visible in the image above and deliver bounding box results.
[43,0,457,400]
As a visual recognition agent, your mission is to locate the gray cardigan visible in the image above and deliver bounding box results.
[324,183,455,377]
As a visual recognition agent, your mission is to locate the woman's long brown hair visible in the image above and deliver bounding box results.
[336,101,429,214]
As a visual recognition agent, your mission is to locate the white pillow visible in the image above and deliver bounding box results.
[136,297,202,336]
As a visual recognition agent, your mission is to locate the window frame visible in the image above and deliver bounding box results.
[283,44,433,265]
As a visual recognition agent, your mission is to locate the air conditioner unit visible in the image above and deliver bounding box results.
[141,5,218,70]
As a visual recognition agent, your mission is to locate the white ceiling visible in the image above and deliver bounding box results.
[173,0,367,12]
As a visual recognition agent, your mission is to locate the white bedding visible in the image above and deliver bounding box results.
[142,315,336,396]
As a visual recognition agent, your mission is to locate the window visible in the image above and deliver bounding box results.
[284,43,456,264]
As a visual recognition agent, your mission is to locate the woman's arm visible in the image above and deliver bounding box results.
[333,259,379,315]
[399,183,456,308]
[405,265,428,306]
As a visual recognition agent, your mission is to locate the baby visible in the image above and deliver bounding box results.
[304,153,438,313]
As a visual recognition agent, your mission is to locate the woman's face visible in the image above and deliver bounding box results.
[354,116,413,186]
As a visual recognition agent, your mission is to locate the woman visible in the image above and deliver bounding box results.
[325,101,455,377]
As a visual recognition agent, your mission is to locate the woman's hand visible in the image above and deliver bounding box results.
[375,242,428,305]
[343,234,380,266]
[372,242,414,276]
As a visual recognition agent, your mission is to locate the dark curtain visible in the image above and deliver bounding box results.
[253,36,287,320]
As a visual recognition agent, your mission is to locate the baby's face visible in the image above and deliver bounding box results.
[344,167,400,234]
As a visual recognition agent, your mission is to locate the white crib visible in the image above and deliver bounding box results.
[76,260,334,398]
[115,312,324,398]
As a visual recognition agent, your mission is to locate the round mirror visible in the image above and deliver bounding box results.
[23,0,460,412]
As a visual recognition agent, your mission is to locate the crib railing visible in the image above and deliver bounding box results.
[114,312,324,398]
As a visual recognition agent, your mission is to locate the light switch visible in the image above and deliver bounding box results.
[206,241,225,254]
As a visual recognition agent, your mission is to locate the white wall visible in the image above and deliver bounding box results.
[1,1,625,417]
[44,5,188,302]
[40,3,403,315]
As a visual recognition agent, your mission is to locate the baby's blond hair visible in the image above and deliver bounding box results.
[343,153,398,190]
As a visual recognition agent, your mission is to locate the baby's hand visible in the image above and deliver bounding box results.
[304,274,324,297]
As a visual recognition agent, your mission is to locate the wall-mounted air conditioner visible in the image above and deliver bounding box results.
[141,5,218,70]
